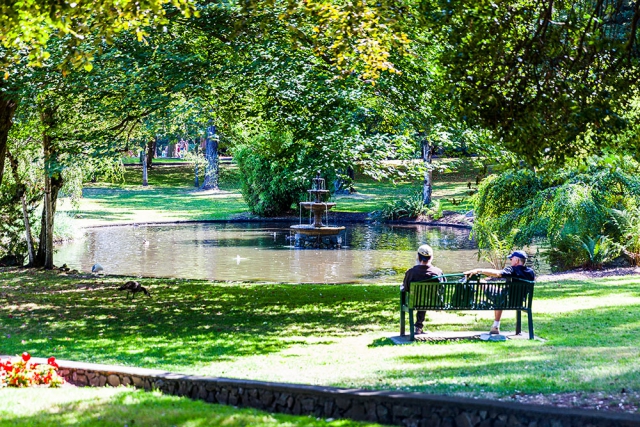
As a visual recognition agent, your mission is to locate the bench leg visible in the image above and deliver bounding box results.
[528,309,534,339]
[409,309,415,341]
[400,308,406,337]
[516,310,522,335]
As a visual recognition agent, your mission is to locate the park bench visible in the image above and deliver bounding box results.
[400,273,535,341]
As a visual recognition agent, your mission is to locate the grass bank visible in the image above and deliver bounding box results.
[60,160,478,227]
[0,387,383,426]
[1,269,639,401]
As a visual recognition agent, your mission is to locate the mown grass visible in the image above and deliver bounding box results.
[1,269,639,400]
[61,160,479,227]
[0,387,384,426]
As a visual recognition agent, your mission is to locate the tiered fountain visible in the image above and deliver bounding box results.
[290,172,345,249]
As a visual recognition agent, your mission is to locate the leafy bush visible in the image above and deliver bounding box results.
[373,191,442,220]
[473,157,640,271]
[234,130,334,217]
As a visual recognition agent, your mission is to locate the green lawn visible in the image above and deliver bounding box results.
[0,387,384,426]
[1,269,639,400]
[61,160,479,227]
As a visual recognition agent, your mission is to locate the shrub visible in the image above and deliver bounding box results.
[473,157,640,271]
[234,131,307,217]
[373,191,442,221]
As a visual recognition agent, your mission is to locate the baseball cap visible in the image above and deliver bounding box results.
[417,244,434,257]
[507,250,528,260]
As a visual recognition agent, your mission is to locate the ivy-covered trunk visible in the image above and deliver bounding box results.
[201,125,219,190]
[422,140,432,206]
[0,97,18,187]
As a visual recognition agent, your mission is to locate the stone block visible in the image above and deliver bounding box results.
[98,375,107,387]
[89,376,101,387]
[301,398,316,412]
[286,396,294,409]
[507,415,523,426]
[198,386,208,400]
[261,391,274,407]
[324,400,335,417]
[455,413,473,427]
[376,404,390,424]
[75,374,88,386]
[364,402,377,421]
[215,389,229,405]
[335,397,351,410]
[107,374,120,387]
[121,376,132,387]
[132,376,144,388]
[229,391,239,406]
[345,401,366,421]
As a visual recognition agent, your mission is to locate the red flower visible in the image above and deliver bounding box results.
[21,352,30,362]
[47,357,58,368]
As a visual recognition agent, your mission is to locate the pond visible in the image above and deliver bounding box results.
[54,222,493,283]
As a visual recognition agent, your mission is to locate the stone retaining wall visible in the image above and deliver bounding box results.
[50,359,640,427]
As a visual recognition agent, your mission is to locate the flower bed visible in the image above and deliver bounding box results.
[0,352,64,388]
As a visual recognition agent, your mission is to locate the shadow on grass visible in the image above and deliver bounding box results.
[0,272,398,370]
[1,388,379,427]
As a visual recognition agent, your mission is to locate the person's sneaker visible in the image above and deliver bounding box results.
[415,327,424,335]
[489,326,500,335]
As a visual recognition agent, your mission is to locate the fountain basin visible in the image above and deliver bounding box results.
[290,224,345,235]
[299,202,337,210]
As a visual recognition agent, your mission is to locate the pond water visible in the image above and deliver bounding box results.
[54,222,494,283]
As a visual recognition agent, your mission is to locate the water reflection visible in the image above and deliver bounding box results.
[54,223,492,283]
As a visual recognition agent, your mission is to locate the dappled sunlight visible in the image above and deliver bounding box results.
[2,270,640,398]
[0,388,376,427]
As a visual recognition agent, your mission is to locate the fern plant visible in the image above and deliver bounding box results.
[610,206,640,266]
[473,218,518,269]
[574,235,620,270]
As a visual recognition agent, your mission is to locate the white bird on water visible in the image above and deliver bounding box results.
[91,263,104,274]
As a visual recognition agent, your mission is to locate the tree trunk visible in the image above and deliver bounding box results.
[22,193,35,266]
[422,140,433,206]
[0,97,19,187]
[34,106,62,269]
[146,137,156,170]
[142,150,149,186]
[194,139,200,187]
[7,149,35,266]
[201,125,219,190]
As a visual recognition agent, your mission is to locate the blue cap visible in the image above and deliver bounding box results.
[507,250,528,261]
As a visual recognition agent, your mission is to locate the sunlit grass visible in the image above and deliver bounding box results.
[1,269,639,399]
[0,388,384,427]
[60,160,480,226]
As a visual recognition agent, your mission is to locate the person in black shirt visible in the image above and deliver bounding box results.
[464,250,535,335]
[401,244,444,335]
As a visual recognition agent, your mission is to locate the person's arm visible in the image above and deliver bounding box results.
[463,268,503,277]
